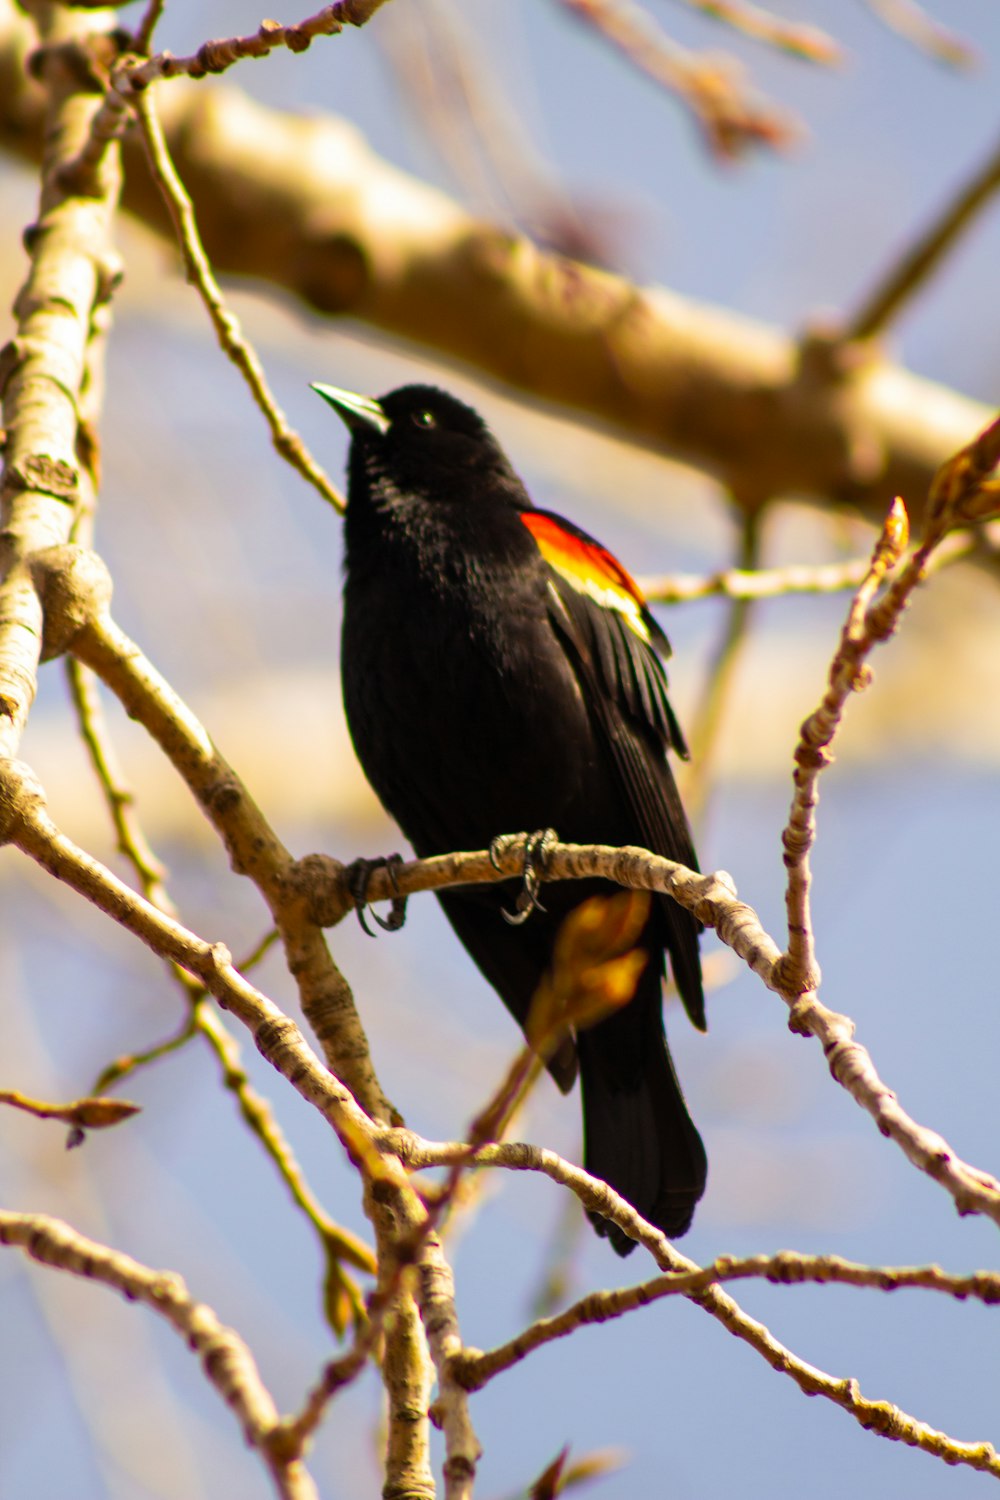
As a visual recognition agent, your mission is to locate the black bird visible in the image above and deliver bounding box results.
[314,380,707,1253]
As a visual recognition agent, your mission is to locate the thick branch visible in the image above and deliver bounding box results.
[0,11,121,759]
[0,2,990,524]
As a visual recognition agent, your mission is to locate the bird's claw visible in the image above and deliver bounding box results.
[346,854,407,937]
[498,828,556,926]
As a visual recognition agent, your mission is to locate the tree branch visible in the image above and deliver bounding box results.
[0,2,990,528]
[0,1210,321,1500]
[400,1136,1000,1477]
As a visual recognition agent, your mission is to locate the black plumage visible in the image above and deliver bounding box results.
[315,380,707,1253]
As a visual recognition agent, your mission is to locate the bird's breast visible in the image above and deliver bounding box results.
[341,538,600,854]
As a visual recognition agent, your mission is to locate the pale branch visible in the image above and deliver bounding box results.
[0,1087,139,1132]
[0,14,122,761]
[553,0,795,158]
[666,0,842,62]
[379,1275,436,1500]
[0,6,989,529]
[399,1136,1000,1478]
[0,757,383,1159]
[776,499,909,996]
[132,88,345,512]
[194,1002,377,1282]
[0,754,437,1488]
[861,0,976,68]
[0,1210,321,1500]
[314,833,1000,1232]
[458,1248,1000,1384]
[22,539,391,1123]
[638,528,974,603]
[67,655,372,1300]
[65,655,170,897]
[684,508,760,823]
[776,411,1000,998]
[417,1237,481,1500]
[281,1242,424,1456]
[848,130,1000,341]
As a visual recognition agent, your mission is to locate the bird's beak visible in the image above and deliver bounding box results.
[311,382,391,436]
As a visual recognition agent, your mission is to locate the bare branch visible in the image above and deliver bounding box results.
[684,509,760,822]
[777,499,909,995]
[0,23,122,760]
[848,131,1000,340]
[862,0,976,68]
[0,1088,139,1133]
[26,541,391,1122]
[0,1210,321,1500]
[310,830,1000,1231]
[777,410,1000,998]
[639,528,974,602]
[123,1,394,88]
[418,1237,481,1500]
[554,0,796,159]
[133,89,345,512]
[666,0,842,62]
[401,1136,1000,1477]
[457,1248,1000,1386]
[0,22,990,525]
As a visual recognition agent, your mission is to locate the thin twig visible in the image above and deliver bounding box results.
[684,509,760,822]
[307,826,1000,1232]
[776,500,908,996]
[67,647,375,1315]
[132,0,166,57]
[848,132,1000,340]
[458,1247,1000,1383]
[0,1210,320,1500]
[639,529,973,603]
[63,0,397,182]
[554,0,796,158]
[776,402,1000,1003]
[398,1136,1000,1479]
[132,90,345,512]
[668,0,842,62]
[123,2,393,89]
[0,1088,139,1132]
[861,0,976,68]
[65,656,170,896]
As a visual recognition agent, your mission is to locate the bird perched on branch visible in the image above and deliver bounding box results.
[314,380,706,1253]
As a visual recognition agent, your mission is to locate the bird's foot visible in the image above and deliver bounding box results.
[491,829,557,926]
[345,854,407,937]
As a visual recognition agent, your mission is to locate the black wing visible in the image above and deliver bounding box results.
[526,512,705,1030]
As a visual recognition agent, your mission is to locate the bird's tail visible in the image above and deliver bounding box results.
[577,967,706,1255]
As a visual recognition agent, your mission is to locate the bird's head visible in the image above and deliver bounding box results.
[312,382,527,513]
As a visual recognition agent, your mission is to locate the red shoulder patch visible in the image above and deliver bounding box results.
[521,510,652,643]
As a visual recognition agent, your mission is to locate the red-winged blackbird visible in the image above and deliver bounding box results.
[314,381,706,1253]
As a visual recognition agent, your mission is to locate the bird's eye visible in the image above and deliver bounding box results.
[411,409,437,430]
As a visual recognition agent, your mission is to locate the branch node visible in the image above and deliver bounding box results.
[3,454,79,505]
[0,757,47,846]
[29,545,113,661]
